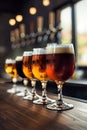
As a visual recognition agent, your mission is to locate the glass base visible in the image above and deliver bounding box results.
[7,88,16,94]
[47,102,74,111]
[16,92,25,97]
[23,93,40,101]
[33,97,55,105]
[23,94,33,100]
[7,84,22,94]
[16,88,31,97]
[7,86,19,94]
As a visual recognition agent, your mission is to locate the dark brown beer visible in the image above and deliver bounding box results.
[22,51,33,79]
[16,56,26,78]
[5,59,18,78]
[32,48,49,81]
[46,44,75,82]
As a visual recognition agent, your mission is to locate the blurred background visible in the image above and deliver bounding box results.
[0,0,87,80]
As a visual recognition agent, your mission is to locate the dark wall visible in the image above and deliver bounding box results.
[0,13,14,77]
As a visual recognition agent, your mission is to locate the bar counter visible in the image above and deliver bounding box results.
[0,80,87,130]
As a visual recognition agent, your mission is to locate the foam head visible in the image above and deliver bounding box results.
[33,48,46,55]
[15,56,23,61]
[46,43,74,54]
[5,59,15,64]
[23,51,32,56]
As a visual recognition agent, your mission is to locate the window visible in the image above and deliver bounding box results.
[75,0,87,66]
[61,7,72,43]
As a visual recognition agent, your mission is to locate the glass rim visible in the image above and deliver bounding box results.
[46,43,74,54]
[32,48,46,55]
[15,56,23,61]
[5,58,15,63]
[23,51,32,56]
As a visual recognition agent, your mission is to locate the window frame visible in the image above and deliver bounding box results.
[54,0,87,71]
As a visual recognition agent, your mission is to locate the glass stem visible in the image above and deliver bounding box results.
[23,78,28,96]
[31,79,36,100]
[12,77,17,93]
[41,81,47,104]
[56,81,63,106]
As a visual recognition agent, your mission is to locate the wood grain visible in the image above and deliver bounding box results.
[0,82,87,130]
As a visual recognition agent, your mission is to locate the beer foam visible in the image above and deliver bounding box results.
[23,51,32,56]
[46,43,74,54]
[15,56,23,61]
[33,48,46,55]
[5,59,15,64]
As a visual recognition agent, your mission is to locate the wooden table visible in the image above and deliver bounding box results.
[0,81,87,130]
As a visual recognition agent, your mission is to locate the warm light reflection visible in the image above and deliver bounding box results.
[16,15,23,22]
[29,7,37,15]
[9,19,16,26]
[42,0,50,6]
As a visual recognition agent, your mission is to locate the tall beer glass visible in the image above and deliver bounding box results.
[46,43,75,111]
[22,51,39,100]
[5,58,19,93]
[15,56,28,96]
[32,48,54,105]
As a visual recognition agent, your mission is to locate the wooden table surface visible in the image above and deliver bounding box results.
[0,81,87,130]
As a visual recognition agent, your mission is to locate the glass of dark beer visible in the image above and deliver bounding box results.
[46,43,75,111]
[22,51,39,100]
[16,56,26,79]
[32,48,54,105]
[15,56,28,97]
[5,58,19,93]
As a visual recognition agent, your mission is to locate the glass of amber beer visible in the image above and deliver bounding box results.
[46,43,75,111]
[22,51,39,100]
[32,48,54,105]
[5,58,19,93]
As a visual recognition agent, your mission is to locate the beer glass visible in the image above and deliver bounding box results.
[46,43,75,111]
[22,51,39,100]
[32,48,54,105]
[5,58,19,93]
[15,56,28,96]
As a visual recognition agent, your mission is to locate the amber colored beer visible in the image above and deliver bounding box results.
[32,48,49,81]
[5,59,18,78]
[16,56,26,78]
[46,44,75,82]
[22,51,34,79]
